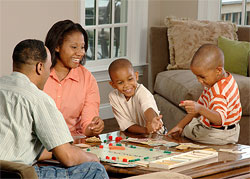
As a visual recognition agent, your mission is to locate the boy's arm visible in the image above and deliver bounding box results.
[167,113,195,136]
[180,100,222,125]
[144,108,163,133]
[126,124,148,134]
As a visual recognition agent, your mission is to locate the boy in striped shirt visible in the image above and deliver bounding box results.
[167,44,242,145]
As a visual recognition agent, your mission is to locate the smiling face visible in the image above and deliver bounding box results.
[109,67,139,101]
[55,31,85,69]
[191,65,222,88]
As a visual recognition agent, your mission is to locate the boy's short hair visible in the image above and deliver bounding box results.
[191,44,224,69]
[108,58,134,80]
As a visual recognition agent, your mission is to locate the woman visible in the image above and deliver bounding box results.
[44,20,104,136]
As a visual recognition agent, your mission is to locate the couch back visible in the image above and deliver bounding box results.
[148,26,250,91]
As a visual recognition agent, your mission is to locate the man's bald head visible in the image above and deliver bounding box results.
[108,58,134,80]
[191,44,224,70]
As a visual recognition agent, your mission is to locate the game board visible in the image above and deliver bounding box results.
[84,143,178,167]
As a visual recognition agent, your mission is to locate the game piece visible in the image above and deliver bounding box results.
[104,140,107,143]
[180,101,184,104]
[85,136,101,143]
[87,148,90,151]
[108,136,113,140]
[150,148,153,151]
[106,156,110,160]
[99,145,103,148]
[112,156,116,161]
[109,146,125,150]
[109,143,113,146]
[122,158,127,162]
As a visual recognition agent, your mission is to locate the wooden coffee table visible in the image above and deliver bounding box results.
[74,131,250,178]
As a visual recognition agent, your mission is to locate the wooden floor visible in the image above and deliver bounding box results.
[102,118,120,134]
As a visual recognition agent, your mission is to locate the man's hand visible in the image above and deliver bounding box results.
[88,116,104,136]
[146,115,163,133]
[166,125,183,137]
[179,100,201,115]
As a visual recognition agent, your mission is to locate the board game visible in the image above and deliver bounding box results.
[84,143,178,167]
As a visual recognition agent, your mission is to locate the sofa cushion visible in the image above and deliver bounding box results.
[154,70,250,115]
[164,17,238,70]
[218,36,250,77]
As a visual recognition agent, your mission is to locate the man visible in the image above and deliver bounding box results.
[0,39,109,178]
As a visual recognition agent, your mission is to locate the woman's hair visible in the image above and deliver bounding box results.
[45,19,88,67]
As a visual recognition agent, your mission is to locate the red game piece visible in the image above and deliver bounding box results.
[122,158,127,162]
[106,156,110,160]
[108,136,113,140]
[180,101,184,104]
[99,145,103,148]
[115,137,119,142]
[112,156,116,161]
[109,143,113,146]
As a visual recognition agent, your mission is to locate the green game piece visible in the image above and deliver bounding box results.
[135,158,140,161]
[130,145,134,148]
[87,148,90,151]
[104,140,107,143]
[150,148,153,151]
[128,160,132,162]
[164,151,171,154]
[126,136,129,139]
[144,157,149,160]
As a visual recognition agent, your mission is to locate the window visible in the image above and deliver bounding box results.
[80,0,128,69]
[220,0,250,25]
[80,0,148,73]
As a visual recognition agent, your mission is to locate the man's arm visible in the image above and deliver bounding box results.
[38,149,52,161]
[52,143,99,167]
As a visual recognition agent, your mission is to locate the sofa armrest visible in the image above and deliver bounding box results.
[148,26,170,92]
[0,160,38,179]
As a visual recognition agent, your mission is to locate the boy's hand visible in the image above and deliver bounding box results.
[88,116,104,136]
[146,115,163,133]
[179,100,201,115]
[166,125,183,137]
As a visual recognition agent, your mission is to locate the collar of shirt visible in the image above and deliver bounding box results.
[50,68,80,83]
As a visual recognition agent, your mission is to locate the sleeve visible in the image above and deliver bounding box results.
[210,95,227,126]
[109,91,135,131]
[136,85,160,115]
[33,94,73,151]
[80,74,100,134]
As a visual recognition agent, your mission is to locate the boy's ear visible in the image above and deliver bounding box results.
[109,81,116,89]
[135,71,139,81]
[216,66,223,75]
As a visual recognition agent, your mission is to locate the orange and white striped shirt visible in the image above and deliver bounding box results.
[198,73,242,128]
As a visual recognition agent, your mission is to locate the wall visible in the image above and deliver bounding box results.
[0,0,148,119]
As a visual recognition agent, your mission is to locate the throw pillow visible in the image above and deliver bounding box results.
[218,36,250,77]
[165,17,238,70]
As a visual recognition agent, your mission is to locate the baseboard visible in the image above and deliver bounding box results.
[99,103,114,120]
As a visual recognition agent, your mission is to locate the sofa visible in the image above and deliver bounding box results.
[149,26,250,145]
